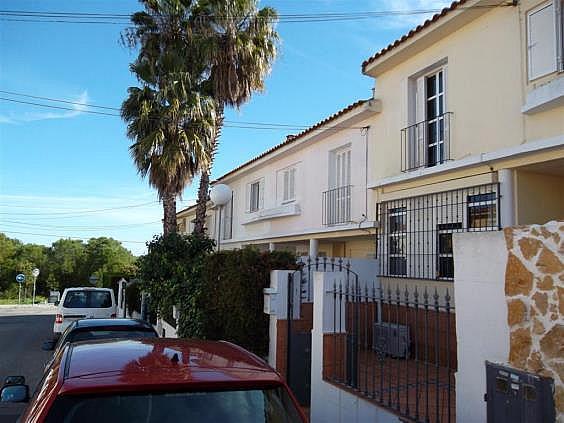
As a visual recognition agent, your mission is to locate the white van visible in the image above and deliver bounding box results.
[53,287,116,337]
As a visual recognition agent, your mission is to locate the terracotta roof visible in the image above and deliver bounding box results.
[214,99,368,183]
[176,99,369,217]
[362,0,468,73]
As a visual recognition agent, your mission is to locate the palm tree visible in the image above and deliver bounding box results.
[121,0,217,235]
[190,0,279,235]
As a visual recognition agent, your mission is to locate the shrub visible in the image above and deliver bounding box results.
[136,233,215,337]
[198,248,297,357]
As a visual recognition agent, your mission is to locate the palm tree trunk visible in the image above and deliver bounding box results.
[162,192,177,236]
[193,105,224,236]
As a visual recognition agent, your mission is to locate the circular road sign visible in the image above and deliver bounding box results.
[16,274,26,284]
[32,268,40,278]
[88,275,98,285]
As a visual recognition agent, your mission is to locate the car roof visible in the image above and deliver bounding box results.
[73,318,154,331]
[58,338,280,394]
[63,287,112,291]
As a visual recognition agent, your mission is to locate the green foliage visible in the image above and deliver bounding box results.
[198,248,296,357]
[136,233,215,337]
[0,233,137,298]
[125,282,142,316]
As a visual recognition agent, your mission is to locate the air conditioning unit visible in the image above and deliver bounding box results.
[373,322,410,358]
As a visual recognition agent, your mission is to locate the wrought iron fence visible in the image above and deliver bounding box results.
[327,281,456,423]
[297,256,357,302]
[322,185,352,225]
[401,112,453,172]
[377,183,500,280]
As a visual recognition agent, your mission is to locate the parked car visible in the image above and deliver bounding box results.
[42,318,158,370]
[53,287,116,337]
[2,338,306,422]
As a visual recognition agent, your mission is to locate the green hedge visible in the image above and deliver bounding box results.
[198,248,297,357]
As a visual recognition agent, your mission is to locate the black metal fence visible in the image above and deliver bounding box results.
[322,185,352,225]
[377,183,500,280]
[401,112,453,172]
[297,256,358,302]
[327,281,456,423]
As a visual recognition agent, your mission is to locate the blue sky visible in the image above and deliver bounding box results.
[0,0,449,255]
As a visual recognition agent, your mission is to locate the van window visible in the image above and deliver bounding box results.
[63,291,112,309]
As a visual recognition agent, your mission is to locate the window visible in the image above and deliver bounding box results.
[388,207,407,276]
[247,179,264,213]
[527,1,564,80]
[63,291,112,309]
[221,196,233,240]
[437,223,462,279]
[329,147,351,189]
[278,166,296,203]
[377,184,499,280]
[467,192,497,230]
[425,69,446,167]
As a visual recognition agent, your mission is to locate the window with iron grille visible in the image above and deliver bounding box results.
[377,183,500,280]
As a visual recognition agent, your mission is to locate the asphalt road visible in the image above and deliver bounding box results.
[0,305,55,423]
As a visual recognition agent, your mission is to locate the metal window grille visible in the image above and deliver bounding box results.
[377,183,500,280]
[327,281,456,423]
[322,185,352,225]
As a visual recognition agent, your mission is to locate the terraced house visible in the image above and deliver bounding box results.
[178,0,564,289]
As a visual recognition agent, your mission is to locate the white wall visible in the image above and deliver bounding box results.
[210,115,374,245]
[453,231,510,423]
[310,272,399,423]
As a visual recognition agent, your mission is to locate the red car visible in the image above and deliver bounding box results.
[2,338,306,422]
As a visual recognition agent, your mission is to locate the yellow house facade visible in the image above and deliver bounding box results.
[362,0,563,291]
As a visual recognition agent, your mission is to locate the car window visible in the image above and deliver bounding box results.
[45,388,302,423]
[69,330,157,343]
[63,291,112,309]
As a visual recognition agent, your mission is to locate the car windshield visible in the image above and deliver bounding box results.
[63,291,112,308]
[45,388,302,423]
[69,330,156,343]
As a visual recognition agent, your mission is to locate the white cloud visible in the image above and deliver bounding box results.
[0,91,90,124]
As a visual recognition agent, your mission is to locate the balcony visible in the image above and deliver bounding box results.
[400,112,452,172]
[322,185,352,225]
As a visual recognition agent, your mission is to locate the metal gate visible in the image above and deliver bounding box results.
[286,258,360,405]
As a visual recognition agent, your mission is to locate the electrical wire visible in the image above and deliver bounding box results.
[0,230,147,244]
[0,220,161,230]
[0,94,367,131]
[0,201,158,216]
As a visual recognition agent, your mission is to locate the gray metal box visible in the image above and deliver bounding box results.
[373,322,410,358]
[485,361,555,423]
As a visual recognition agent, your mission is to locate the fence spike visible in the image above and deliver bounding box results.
[315,256,319,270]
[433,287,440,309]
[338,257,343,271]
[404,285,409,303]
[395,285,401,301]
[423,286,429,306]
[330,257,335,271]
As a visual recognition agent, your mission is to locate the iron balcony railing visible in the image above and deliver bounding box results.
[322,185,352,226]
[401,112,453,172]
[326,282,456,423]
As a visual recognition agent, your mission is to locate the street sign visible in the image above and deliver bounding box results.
[15,274,25,284]
[32,268,40,278]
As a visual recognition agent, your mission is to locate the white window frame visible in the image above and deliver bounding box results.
[221,195,233,240]
[278,165,297,205]
[527,1,563,81]
[247,178,264,213]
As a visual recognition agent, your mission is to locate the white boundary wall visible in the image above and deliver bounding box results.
[310,271,399,423]
[453,231,510,423]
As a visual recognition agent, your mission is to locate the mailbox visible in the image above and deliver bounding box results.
[485,361,555,423]
[263,287,278,315]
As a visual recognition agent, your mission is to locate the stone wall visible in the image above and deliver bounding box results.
[504,221,563,420]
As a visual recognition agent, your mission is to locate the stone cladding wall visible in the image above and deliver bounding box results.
[504,221,563,421]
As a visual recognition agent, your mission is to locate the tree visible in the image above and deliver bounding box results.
[83,237,136,286]
[122,0,217,235]
[191,0,279,234]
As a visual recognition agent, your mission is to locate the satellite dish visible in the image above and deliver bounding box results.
[209,184,232,206]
